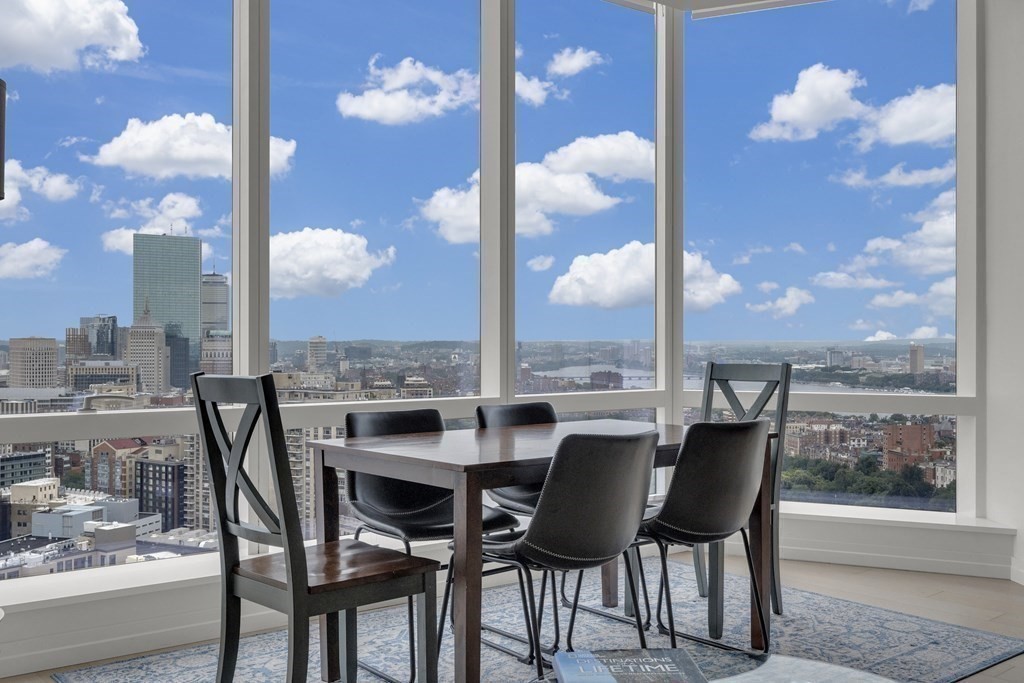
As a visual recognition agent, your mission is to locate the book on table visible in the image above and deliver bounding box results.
[553,648,708,682]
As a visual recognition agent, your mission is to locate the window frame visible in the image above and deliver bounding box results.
[0,0,978,533]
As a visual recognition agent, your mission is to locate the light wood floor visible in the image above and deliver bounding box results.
[8,554,1024,682]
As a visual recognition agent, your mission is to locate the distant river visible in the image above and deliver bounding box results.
[532,365,906,394]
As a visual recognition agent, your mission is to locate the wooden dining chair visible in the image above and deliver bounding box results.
[192,373,440,683]
[697,362,792,619]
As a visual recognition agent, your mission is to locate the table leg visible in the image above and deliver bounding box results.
[315,450,341,681]
[708,541,724,639]
[601,560,619,608]
[748,441,772,651]
[453,473,483,683]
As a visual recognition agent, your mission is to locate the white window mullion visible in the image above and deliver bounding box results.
[232,0,271,378]
[956,0,982,519]
[480,0,517,403]
[655,3,685,426]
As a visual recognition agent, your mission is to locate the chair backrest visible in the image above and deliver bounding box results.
[700,362,791,501]
[191,372,308,591]
[344,408,450,513]
[652,420,771,545]
[518,431,659,572]
[476,401,557,429]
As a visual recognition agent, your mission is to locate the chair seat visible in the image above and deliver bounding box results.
[488,484,543,514]
[236,538,439,594]
[350,500,520,542]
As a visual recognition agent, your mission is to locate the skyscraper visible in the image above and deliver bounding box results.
[80,314,118,357]
[9,337,58,388]
[133,234,201,372]
[909,343,925,375]
[124,303,170,394]
[307,335,327,372]
[200,272,229,337]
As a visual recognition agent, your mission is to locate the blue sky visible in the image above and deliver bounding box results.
[0,0,955,344]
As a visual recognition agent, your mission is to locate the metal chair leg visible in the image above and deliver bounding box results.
[656,540,678,648]
[521,565,546,682]
[622,551,648,649]
[565,570,585,652]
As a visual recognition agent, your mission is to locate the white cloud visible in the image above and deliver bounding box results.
[856,84,955,151]
[57,136,91,148]
[270,227,395,299]
[420,162,621,244]
[750,64,867,142]
[827,242,837,252]
[82,112,296,180]
[100,192,204,254]
[0,0,143,73]
[526,255,555,272]
[833,159,955,189]
[865,190,955,276]
[750,63,954,152]
[865,330,898,342]
[908,0,937,13]
[549,241,654,309]
[336,55,479,125]
[784,242,807,254]
[746,287,814,318]
[421,130,653,245]
[1,159,82,222]
[810,272,897,289]
[908,326,939,339]
[757,281,779,293]
[850,319,881,331]
[542,131,654,183]
[5,90,20,103]
[733,246,772,265]
[546,47,606,78]
[547,242,740,311]
[685,250,742,311]
[515,72,562,107]
[515,43,524,60]
[0,238,67,279]
[870,290,921,308]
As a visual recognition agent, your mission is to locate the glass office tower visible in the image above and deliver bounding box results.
[133,234,202,372]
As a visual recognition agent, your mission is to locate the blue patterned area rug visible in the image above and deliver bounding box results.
[53,559,1024,683]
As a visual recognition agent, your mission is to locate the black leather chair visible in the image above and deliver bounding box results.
[192,373,440,683]
[471,402,560,660]
[475,402,557,514]
[478,430,660,680]
[344,408,520,681]
[638,420,771,652]
[698,362,791,617]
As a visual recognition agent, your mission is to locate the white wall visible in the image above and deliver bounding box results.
[982,0,1024,584]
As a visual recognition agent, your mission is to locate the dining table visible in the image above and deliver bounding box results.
[311,418,772,683]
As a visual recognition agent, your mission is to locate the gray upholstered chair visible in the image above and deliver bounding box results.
[192,373,440,683]
[638,419,771,652]
[478,430,660,679]
[476,401,558,514]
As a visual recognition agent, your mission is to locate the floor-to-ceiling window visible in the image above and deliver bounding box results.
[0,1,231,580]
[683,0,961,511]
